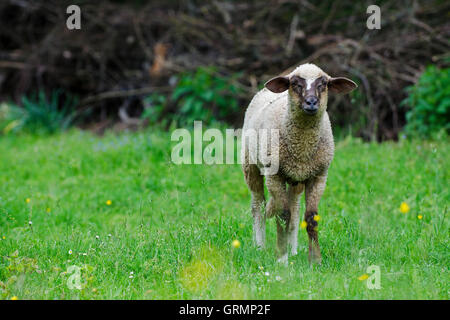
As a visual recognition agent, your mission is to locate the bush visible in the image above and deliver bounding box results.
[142,67,243,127]
[141,93,167,126]
[0,90,77,135]
[402,65,450,137]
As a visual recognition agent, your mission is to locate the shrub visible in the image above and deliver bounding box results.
[402,65,450,137]
[0,90,77,135]
[142,67,243,127]
[141,93,167,126]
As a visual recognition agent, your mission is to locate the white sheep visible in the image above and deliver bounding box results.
[241,63,357,264]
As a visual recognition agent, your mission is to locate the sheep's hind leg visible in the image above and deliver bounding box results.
[244,163,266,249]
[266,175,289,264]
[305,174,327,265]
[287,183,304,256]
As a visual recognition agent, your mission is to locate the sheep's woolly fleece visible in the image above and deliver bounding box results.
[288,63,330,80]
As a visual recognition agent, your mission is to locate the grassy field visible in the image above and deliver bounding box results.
[0,129,448,299]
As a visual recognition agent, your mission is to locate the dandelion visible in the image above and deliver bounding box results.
[2,236,5,240]
[46,208,51,213]
[417,215,423,220]
[232,239,241,249]
[358,274,369,281]
[300,221,307,229]
[313,215,321,222]
[399,202,410,214]
[11,296,18,300]
[106,200,112,206]
[26,198,30,203]
[68,249,73,255]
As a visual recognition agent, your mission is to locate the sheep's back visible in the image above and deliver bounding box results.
[243,88,287,131]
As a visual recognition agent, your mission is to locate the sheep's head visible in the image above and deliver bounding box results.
[264,63,357,116]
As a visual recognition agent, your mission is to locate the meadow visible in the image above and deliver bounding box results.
[0,129,448,299]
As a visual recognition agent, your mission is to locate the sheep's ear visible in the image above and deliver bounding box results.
[328,77,357,94]
[265,76,290,93]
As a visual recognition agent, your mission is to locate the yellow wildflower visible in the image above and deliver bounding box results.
[26,198,31,203]
[313,215,321,222]
[232,239,241,249]
[46,208,51,213]
[358,274,369,281]
[300,221,307,229]
[417,215,423,220]
[106,200,112,206]
[11,296,18,300]
[399,202,410,214]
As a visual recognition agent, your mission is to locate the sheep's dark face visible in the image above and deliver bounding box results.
[264,73,358,116]
[289,76,328,115]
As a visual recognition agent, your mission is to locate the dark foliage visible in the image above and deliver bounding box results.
[0,0,448,139]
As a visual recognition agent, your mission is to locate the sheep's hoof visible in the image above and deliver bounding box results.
[265,199,275,218]
[277,254,288,266]
[308,252,322,265]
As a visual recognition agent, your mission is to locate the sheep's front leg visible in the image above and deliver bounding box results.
[266,175,289,264]
[305,174,327,265]
[251,191,266,249]
[244,163,266,249]
[287,183,304,256]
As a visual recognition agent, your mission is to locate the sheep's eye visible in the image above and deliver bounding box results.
[292,82,302,89]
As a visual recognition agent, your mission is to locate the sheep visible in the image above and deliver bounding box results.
[241,63,357,264]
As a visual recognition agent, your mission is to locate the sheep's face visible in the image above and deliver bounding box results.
[289,75,328,115]
[264,68,357,117]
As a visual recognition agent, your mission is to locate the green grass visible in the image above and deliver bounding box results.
[0,129,448,299]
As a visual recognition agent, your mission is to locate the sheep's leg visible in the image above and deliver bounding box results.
[266,175,289,264]
[287,183,304,256]
[243,163,266,249]
[251,191,266,249]
[304,174,327,265]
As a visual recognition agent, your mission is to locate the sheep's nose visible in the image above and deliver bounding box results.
[305,96,318,107]
[302,96,319,114]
